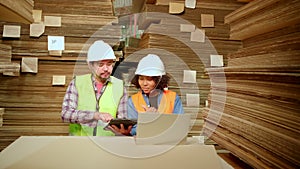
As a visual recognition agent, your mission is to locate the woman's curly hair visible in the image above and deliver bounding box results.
[131,74,170,90]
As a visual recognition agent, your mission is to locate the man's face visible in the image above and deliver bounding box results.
[90,59,115,81]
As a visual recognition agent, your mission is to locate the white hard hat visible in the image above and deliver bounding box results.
[135,54,166,76]
[87,40,116,62]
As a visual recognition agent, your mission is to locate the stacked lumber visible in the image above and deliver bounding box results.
[0,0,122,61]
[0,44,11,62]
[228,24,300,67]
[202,0,300,168]
[0,0,122,151]
[0,108,3,126]
[0,0,34,24]
[225,0,300,40]
[0,44,20,76]
[0,61,78,150]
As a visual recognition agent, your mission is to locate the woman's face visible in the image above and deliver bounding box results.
[138,76,156,94]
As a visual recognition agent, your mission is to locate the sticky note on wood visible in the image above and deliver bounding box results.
[183,70,196,83]
[30,23,45,37]
[191,29,205,42]
[186,93,200,107]
[180,24,195,32]
[210,54,224,67]
[185,0,196,9]
[44,16,61,27]
[48,36,65,51]
[169,2,184,14]
[32,10,42,23]
[21,57,38,73]
[3,25,21,38]
[201,14,214,27]
[52,75,66,85]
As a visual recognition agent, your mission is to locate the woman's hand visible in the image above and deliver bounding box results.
[108,124,132,136]
[142,105,158,112]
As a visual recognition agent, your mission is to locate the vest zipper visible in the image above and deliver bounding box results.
[93,79,108,136]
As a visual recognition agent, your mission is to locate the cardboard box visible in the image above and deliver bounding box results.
[52,75,66,86]
[44,16,61,27]
[32,10,42,23]
[180,24,195,32]
[21,57,38,73]
[3,25,21,38]
[201,14,214,27]
[191,29,205,42]
[169,2,184,14]
[210,54,224,67]
[30,23,45,37]
[0,136,223,169]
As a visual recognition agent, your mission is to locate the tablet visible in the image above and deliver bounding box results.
[109,118,137,129]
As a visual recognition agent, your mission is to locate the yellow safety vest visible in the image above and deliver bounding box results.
[69,74,123,136]
[131,90,176,114]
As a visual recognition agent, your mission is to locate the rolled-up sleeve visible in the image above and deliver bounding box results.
[117,87,128,118]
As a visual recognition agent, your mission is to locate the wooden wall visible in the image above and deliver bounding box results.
[0,0,120,151]
[203,0,300,168]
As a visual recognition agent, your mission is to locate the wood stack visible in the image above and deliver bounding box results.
[202,0,300,168]
[0,44,20,76]
[0,0,122,151]
[0,108,3,127]
[0,0,122,62]
[0,0,34,24]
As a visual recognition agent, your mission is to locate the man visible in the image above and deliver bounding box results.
[61,40,131,136]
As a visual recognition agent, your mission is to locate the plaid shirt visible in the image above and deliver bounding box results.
[61,75,128,128]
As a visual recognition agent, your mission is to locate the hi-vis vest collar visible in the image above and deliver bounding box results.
[131,90,176,114]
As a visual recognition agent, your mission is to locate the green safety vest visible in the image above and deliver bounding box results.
[69,74,124,136]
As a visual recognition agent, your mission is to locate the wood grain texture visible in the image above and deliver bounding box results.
[203,1,300,168]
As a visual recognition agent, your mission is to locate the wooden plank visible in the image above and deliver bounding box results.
[203,124,297,168]
[0,44,11,62]
[224,0,300,40]
[0,0,34,24]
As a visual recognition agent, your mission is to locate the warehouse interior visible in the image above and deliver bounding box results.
[0,0,299,168]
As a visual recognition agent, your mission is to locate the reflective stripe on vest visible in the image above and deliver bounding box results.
[69,74,123,136]
[131,90,176,114]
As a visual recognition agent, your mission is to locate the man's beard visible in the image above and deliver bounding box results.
[95,73,109,83]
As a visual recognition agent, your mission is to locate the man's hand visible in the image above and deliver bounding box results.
[94,112,113,122]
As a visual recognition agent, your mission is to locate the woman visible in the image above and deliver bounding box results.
[127,54,184,136]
